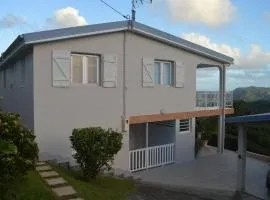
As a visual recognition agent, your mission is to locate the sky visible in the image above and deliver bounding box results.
[0,0,270,91]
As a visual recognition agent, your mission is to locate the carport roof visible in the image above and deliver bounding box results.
[226,113,270,124]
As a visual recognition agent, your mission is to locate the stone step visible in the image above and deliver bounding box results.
[36,161,47,166]
[52,185,76,197]
[36,165,52,172]
[44,177,67,187]
[39,171,59,178]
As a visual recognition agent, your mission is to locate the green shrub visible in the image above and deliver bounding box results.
[0,111,39,197]
[70,127,122,180]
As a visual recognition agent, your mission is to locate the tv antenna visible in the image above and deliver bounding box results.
[131,0,152,21]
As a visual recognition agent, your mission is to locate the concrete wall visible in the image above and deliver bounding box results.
[175,118,196,164]
[0,51,34,129]
[33,32,129,169]
[125,33,222,116]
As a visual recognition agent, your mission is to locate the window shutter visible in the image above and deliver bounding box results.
[175,61,185,88]
[142,57,154,87]
[102,54,117,88]
[52,50,71,88]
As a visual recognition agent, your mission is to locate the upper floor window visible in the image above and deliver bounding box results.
[179,119,191,133]
[71,54,100,85]
[154,60,173,86]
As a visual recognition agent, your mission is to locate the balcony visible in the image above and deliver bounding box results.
[196,91,233,110]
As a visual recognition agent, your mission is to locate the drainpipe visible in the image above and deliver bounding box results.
[122,31,127,132]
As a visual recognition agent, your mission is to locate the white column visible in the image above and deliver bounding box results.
[146,122,149,169]
[237,125,246,192]
[218,66,226,154]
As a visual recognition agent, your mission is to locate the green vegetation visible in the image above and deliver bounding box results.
[0,111,39,198]
[53,165,135,200]
[3,171,55,200]
[233,86,270,102]
[70,127,122,180]
[197,99,270,156]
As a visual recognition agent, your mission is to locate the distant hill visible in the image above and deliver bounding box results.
[233,86,270,102]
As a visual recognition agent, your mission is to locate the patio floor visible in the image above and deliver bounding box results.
[135,146,269,199]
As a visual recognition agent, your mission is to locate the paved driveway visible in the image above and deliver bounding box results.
[135,148,269,199]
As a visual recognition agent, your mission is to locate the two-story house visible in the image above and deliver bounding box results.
[0,21,234,172]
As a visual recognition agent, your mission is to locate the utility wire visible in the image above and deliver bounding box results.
[98,0,130,20]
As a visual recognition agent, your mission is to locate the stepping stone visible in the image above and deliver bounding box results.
[44,177,67,186]
[69,198,84,200]
[52,186,76,197]
[36,161,46,166]
[39,171,59,178]
[36,165,52,171]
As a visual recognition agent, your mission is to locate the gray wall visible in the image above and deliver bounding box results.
[33,32,129,169]
[0,52,34,129]
[125,33,222,116]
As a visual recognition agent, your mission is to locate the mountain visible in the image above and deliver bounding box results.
[233,86,270,102]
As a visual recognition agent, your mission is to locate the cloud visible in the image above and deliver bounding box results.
[46,7,88,28]
[0,14,26,29]
[182,33,270,68]
[166,0,236,27]
[187,33,270,90]
[182,32,240,59]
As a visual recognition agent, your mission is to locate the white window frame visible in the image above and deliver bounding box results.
[154,60,173,86]
[70,53,100,85]
[179,119,192,134]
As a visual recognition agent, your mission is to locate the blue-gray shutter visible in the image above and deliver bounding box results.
[102,54,117,88]
[142,57,154,87]
[175,61,185,88]
[52,50,71,88]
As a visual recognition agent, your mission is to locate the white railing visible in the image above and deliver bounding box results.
[196,91,233,108]
[129,143,175,172]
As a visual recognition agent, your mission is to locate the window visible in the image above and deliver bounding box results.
[154,60,173,86]
[71,54,99,85]
[179,119,191,133]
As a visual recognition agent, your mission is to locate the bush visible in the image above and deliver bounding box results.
[0,111,39,197]
[70,127,122,180]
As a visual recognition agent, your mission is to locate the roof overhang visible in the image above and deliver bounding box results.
[0,20,234,68]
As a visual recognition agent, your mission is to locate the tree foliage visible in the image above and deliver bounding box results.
[70,127,122,180]
[0,111,39,197]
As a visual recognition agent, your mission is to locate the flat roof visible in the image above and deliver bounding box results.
[226,113,270,124]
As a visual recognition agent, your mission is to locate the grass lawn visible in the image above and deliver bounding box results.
[4,171,55,200]
[53,165,135,200]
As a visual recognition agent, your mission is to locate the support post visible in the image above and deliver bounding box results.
[218,66,226,154]
[237,125,246,192]
[146,122,149,169]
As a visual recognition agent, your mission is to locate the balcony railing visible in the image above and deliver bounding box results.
[196,91,233,108]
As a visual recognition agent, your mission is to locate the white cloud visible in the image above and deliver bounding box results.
[0,14,26,29]
[182,32,240,59]
[182,33,270,69]
[46,7,88,28]
[166,0,236,27]
[187,33,270,90]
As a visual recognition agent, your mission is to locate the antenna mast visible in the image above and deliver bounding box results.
[131,0,152,22]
